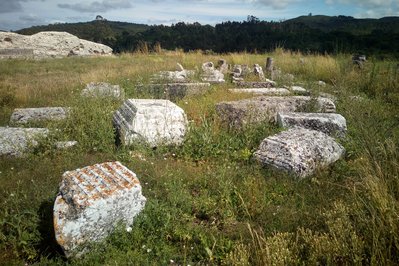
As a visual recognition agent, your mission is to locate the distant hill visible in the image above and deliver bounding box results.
[284,15,399,35]
[17,20,149,44]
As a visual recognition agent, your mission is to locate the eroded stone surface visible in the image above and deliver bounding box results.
[146,83,211,101]
[253,64,265,81]
[234,80,276,88]
[229,88,290,95]
[10,107,69,125]
[201,62,225,83]
[277,112,347,137]
[113,99,188,146]
[291,86,309,95]
[153,64,195,83]
[254,127,345,178]
[216,96,336,128]
[0,127,48,156]
[81,82,124,99]
[0,32,112,59]
[54,161,146,257]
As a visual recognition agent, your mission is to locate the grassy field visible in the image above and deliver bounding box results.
[0,50,398,265]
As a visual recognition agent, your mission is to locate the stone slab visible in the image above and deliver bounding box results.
[234,80,276,88]
[53,161,146,257]
[254,127,345,178]
[0,127,48,156]
[113,99,188,146]
[9,107,69,125]
[229,88,290,95]
[81,82,124,99]
[277,112,347,137]
[146,83,211,101]
[216,96,336,128]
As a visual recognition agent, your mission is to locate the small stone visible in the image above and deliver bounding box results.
[55,141,78,149]
[0,127,48,157]
[290,86,309,95]
[10,107,69,125]
[254,127,345,178]
[53,161,146,257]
[113,99,188,146]
[81,82,124,99]
[277,112,347,137]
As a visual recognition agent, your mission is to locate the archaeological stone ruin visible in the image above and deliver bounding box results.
[82,82,124,99]
[53,161,146,257]
[254,127,345,178]
[113,99,188,146]
[216,96,336,128]
[9,107,70,125]
[277,112,347,137]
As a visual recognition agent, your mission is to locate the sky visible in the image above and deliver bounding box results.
[0,0,398,31]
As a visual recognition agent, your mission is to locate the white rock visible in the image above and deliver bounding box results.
[81,82,124,99]
[277,112,347,137]
[0,127,48,156]
[254,127,345,178]
[55,141,78,150]
[113,99,188,146]
[53,161,146,257]
[0,31,112,59]
[229,88,290,95]
[216,96,336,128]
[201,61,225,83]
[253,64,265,81]
[290,86,309,95]
[9,107,69,125]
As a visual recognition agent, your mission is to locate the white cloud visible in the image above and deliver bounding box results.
[245,0,301,9]
[0,0,44,13]
[58,0,133,13]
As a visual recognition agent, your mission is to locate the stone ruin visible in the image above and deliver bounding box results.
[145,82,211,102]
[152,63,195,83]
[216,96,336,128]
[113,99,188,147]
[81,82,124,99]
[229,88,291,96]
[0,32,112,59]
[9,107,70,125]
[254,127,345,178]
[201,62,225,83]
[53,161,146,257]
[277,112,347,137]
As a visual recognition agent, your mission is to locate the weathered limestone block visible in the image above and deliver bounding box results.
[0,31,112,59]
[217,59,229,73]
[229,88,290,95]
[277,112,347,137]
[216,96,336,128]
[152,63,195,83]
[54,161,146,257]
[234,80,276,88]
[253,64,266,81]
[9,107,69,125]
[0,127,48,156]
[113,99,188,146]
[146,83,211,101]
[254,127,345,178]
[290,86,309,95]
[201,62,225,83]
[82,82,124,99]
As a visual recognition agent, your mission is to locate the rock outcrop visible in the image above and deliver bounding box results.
[0,127,48,156]
[53,161,146,257]
[254,127,345,178]
[81,82,124,99]
[113,99,188,146]
[216,96,336,128]
[0,31,112,59]
[277,112,347,137]
[9,107,69,125]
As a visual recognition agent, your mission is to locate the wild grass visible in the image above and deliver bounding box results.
[0,49,398,265]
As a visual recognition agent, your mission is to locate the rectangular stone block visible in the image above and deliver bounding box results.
[216,96,336,128]
[54,161,146,257]
[0,127,48,157]
[9,107,69,125]
[229,88,290,95]
[254,127,345,178]
[146,83,210,101]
